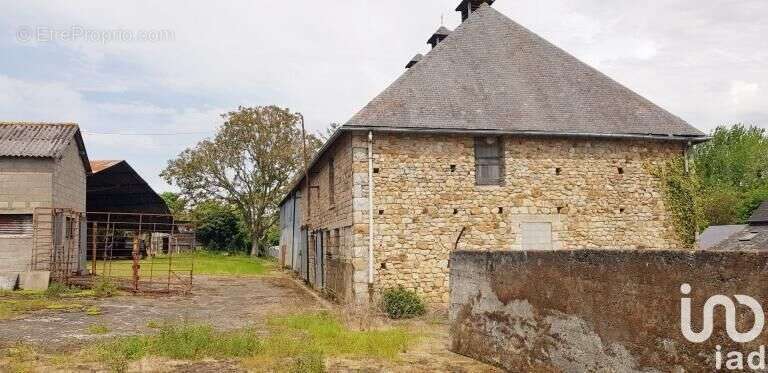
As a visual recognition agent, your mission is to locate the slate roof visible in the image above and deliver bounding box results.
[405,53,423,69]
[709,225,768,251]
[344,5,705,140]
[0,122,91,171]
[747,202,768,225]
[698,225,747,250]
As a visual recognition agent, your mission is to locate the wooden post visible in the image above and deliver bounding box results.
[132,234,140,291]
[91,222,97,275]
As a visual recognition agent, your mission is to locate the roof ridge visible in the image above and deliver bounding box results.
[344,4,705,138]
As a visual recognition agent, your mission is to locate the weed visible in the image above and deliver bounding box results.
[381,287,426,319]
[146,320,161,329]
[88,324,111,335]
[92,277,118,298]
[45,282,70,298]
[85,306,103,316]
[87,323,262,371]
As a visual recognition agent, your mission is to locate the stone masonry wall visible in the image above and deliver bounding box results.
[298,132,357,302]
[449,250,768,372]
[52,141,87,212]
[364,133,684,306]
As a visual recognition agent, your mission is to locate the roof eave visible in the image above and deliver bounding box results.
[343,125,710,143]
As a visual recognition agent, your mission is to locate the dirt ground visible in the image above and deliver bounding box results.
[0,274,497,372]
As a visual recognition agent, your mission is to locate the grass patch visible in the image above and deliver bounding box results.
[87,312,417,372]
[0,298,86,320]
[88,324,111,335]
[87,324,261,371]
[85,306,103,316]
[89,250,275,277]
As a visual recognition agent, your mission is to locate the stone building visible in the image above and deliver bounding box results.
[279,1,707,306]
[0,122,90,275]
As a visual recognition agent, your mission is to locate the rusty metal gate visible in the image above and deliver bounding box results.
[32,208,85,284]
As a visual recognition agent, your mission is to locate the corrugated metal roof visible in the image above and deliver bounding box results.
[90,160,123,173]
[0,122,79,158]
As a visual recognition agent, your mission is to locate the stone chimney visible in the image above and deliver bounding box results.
[456,0,495,21]
[427,26,451,49]
[405,54,423,69]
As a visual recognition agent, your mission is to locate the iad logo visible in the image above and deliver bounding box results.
[680,283,764,343]
[680,283,767,370]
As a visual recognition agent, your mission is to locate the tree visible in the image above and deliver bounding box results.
[692,124,768,224]
[161,106,321,256]
[191,200,249,252]
[160,192,189,220]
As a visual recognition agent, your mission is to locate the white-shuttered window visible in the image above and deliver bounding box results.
[475,137,504,185]
[0,214,33,236]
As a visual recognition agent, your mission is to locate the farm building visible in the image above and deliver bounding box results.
[0,122,90,276]
[86,160,192,259]
[279,1,708,306]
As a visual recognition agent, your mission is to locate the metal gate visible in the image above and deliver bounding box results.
[32,208,84,284]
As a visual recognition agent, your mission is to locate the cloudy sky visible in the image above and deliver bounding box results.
[1,0,766,192]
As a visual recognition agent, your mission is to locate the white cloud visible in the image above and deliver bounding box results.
[730,81,760,106]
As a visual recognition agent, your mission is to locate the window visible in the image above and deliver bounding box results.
[0,214,33,236]
[328,158,335,207]
[521,222,553,251]
[475,137,504,185]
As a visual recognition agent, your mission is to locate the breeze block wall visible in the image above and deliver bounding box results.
[52,141,87,212]
[365,132,685,306]
[449,250,768,372]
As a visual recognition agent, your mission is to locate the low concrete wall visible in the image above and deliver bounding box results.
[449,250,768,372]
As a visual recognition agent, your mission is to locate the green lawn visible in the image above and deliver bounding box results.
[89,251,275,277]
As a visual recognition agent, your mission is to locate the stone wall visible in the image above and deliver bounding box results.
[365,133,685,305]
[298,132,358,302]
[449,250,768,372]
[52,141,87,212]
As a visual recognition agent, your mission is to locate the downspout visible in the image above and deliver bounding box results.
[367,131,375,286]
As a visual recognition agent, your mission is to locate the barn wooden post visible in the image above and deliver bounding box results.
[132,234,140,291]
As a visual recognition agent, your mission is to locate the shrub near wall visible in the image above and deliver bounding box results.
[449,250,768,372]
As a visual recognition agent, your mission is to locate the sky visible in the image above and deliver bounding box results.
[0,0,766,192]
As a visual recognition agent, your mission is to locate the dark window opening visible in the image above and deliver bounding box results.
[450,165,457,172]
[380,262,387,269]
[498,207,504,214]
[475,137,504,185]
[373,167,380,174]
[378,210,384,215]
[557,206,564,214]
[555,167,562,175]
[619,208,626,213]
[618,167,624,175]
[0,214,33,236]
[453,208,459,215]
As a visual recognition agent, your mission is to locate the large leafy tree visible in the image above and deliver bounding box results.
[693,124,768,224]
[161,106,321,256]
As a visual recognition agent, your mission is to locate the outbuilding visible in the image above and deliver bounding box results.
[0,122,90,279]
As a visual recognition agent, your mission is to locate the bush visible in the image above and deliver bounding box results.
[381,287,426,319]
[92,277,118,298]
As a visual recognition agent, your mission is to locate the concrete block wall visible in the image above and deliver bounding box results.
[0,237,33,272]
[52,141,87,212]
[0,158,54,213]
[449,250,768,372]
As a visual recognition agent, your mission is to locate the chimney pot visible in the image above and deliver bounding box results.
[456,0,495,21]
